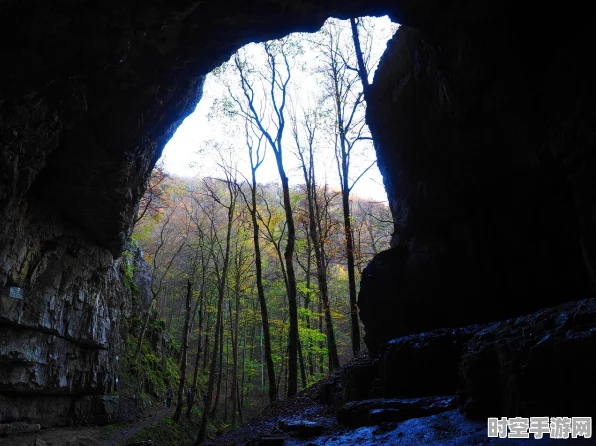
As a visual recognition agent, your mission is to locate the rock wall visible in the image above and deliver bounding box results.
[360,9,596,350]
[0,204,147,426]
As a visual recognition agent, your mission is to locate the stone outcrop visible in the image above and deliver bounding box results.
[360,12,595,349]
[459,298,596,419]
[0,235,147,427]
[379,325,478,397]
[323,299,595,434]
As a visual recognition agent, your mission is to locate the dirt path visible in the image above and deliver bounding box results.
[0,404,172,446]
[97,405,172,446]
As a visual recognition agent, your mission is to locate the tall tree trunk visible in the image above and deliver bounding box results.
[350,18,370,100]
[197,299,221,443]
[202,295,211,372]
[134,302,153,359]
[188,283,205,419]
[277,161,299,398]
[283,354,289,398]
[236,380,244,424]
[230,263,241,427]
[341,188,360,356]
[202,333,210,371]
[173,281,192,423]
[224,315,229,423]
[298,337,307,389]
[331,61,361,357]
[318,297,324,374]
[211,317,224,419]
[248,170,277,402]
[187,335,202,419]
[196,189,236,445]
[235,41,297,397]
[240,314,248,409]
[296,128,341,371]
[276,341,285,397]
[304,236,315,377]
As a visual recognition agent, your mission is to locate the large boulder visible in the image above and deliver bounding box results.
[459,298,596,419]
[380,325,478,398]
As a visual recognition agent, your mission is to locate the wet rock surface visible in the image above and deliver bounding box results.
[337,396,456,427]
[279,420,326,438]
[291,410,591,445]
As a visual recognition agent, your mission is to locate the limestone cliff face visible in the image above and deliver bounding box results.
[0,206,146,426]
[360,13,596,350]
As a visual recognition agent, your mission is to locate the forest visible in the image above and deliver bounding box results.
[125,16,396,442]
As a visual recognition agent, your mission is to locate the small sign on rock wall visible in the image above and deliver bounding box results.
[9,287,23,300]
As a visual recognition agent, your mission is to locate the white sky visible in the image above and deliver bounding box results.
[161,16,398,203]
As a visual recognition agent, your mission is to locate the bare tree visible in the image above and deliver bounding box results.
[237,124,277,402]
[134,160,169,227]
[291,106,340,371]
[173,280,192,422]
[315,19,378,356]
[135,201,187,360]
[196,158,240,445]
[229,39,300,397]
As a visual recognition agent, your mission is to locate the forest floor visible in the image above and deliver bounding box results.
[4,379,596,445]
[0,401,178,446]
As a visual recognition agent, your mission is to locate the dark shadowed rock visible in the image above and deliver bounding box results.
[0,422,40,435]
[380,325,479,398]
[360,11,595,353]
[340,359,379,403]
[0,247,150,427]
[459,298,596,419]
[256,434,287,445]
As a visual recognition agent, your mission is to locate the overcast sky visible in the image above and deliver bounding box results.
[161,16,398,203]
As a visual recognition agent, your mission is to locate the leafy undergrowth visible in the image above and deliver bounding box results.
[120,321,181,398]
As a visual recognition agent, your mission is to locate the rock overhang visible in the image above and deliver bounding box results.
[1,0,412,256]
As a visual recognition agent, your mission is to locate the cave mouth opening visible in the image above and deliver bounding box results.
[154,15,399,207]
[130,15,400,374]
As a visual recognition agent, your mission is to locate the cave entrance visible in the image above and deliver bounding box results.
[130,15,398,403]
[160,15,397,203]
